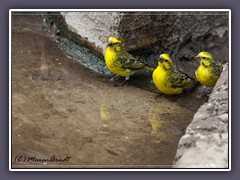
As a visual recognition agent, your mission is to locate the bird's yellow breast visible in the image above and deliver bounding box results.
[104,48,131,77]
[195,65,218,87]
[152,65,182,95]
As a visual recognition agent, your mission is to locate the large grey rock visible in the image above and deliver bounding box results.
[173,64,229,168]
[52,12,120,57]
[59,12,122,55]
[56,11,228,62]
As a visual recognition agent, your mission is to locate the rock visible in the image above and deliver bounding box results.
[54,12,122,57]
[173,64,229,168]
[54,11,228,62]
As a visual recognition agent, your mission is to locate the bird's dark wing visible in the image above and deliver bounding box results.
[212,62,223,77]
[115,51,146,69]
[168,69,195,88]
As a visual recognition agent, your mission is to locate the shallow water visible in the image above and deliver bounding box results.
[11,14,206,168]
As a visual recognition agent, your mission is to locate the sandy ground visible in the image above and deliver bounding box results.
[11,15,204,169]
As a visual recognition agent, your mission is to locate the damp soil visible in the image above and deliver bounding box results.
[11,14,206,168]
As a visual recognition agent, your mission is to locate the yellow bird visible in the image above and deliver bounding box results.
[152,53,196,95]
[195,51,223,87]
[104,36,154,83]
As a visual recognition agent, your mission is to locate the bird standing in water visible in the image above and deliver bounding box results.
[152,53,196,95]
[195,51,222,87]
[195,51,223,97]
[104,36,154,84]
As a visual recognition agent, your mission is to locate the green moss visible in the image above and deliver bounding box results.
[56,37,113,77]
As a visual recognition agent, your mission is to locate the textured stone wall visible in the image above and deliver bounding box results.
[56,11,228,63]
[173,64,229,168]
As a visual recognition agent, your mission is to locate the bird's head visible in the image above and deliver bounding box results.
[107,36,122,52]
[195,51,214,67]
[158,53,173,70]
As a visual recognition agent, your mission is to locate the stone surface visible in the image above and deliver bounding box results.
[55,12,122,56]
[55,11,229,62]
[173,64,229,168]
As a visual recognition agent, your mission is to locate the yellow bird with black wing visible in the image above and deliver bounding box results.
[104,36,154,83]
[152,53,196,95]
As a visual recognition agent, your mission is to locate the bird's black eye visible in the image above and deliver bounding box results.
[202,57,206,60]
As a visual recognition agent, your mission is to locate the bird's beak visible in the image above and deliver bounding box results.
[107,42,114,47]
[195,54,200,60]
[158,56,164,63]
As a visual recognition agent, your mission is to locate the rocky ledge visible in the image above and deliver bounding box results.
[55,11,228,62]
[173,64,229,168]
